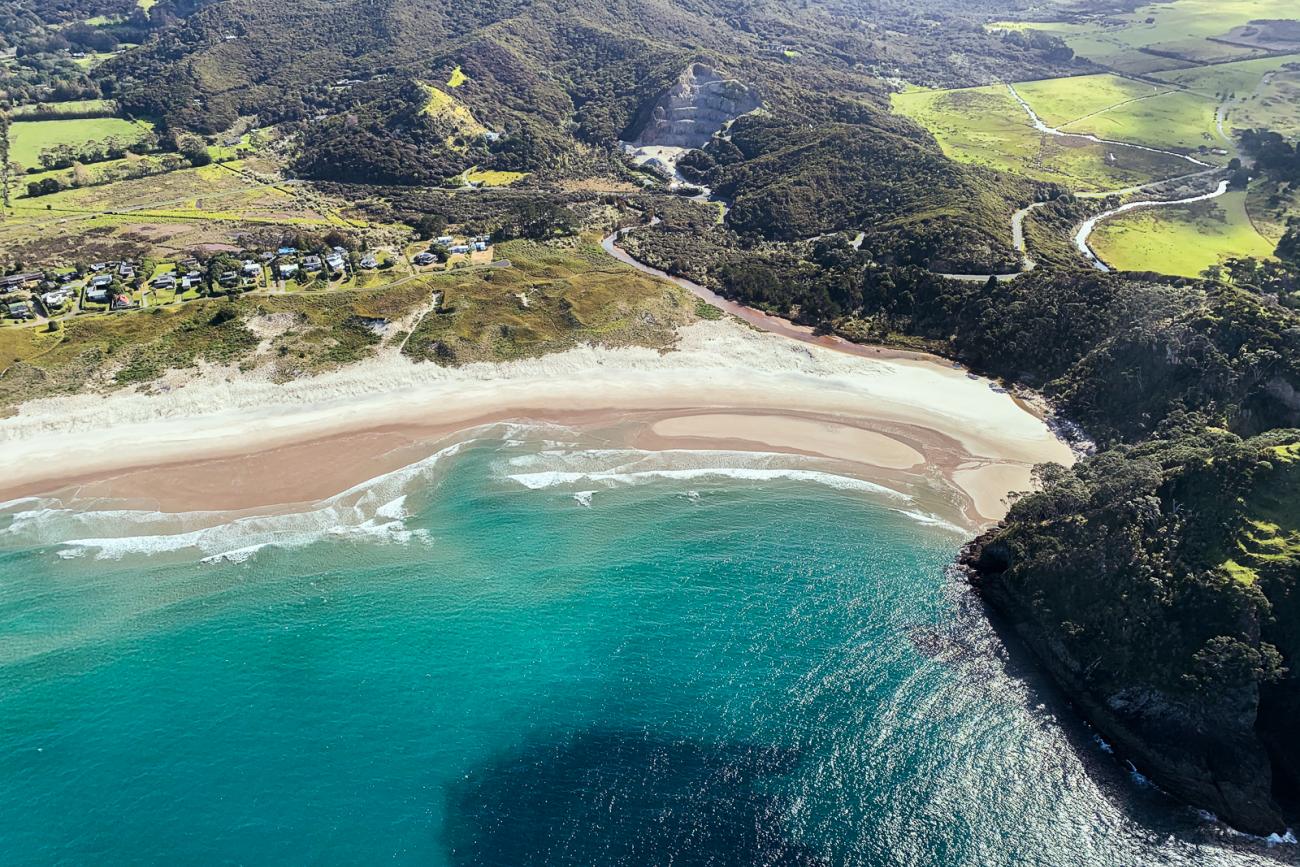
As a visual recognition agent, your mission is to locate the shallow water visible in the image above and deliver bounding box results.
[0,431,1287,864]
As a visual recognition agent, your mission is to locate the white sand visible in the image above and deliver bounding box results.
[0,319,1074,525]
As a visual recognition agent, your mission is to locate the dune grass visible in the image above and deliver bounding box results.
[402,237,694,364]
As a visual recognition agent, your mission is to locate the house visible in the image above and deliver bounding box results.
[85,284,110,304]
[241,260,262,278]
[277,261,300,279]
[88,274,114,289]
[450,244,471,255]
[218,271,240,287]
[434,236,455,247]
[359,255,379,270]
[413,252,436,266]
[325,252,346,273]
[117,262,135,279]
[303,255,324,272]
[90,262,107,272]
[259,251,276,262]
[42,289,72,308]
[7,301,33,320]
[152,274,177,289]
[112,294,133,310]
[57,272,78,284]
[179,275,196,290]
[277,246,298,256]
[473,241,488,252]
[332,245,348,255]
[0,272,42,292]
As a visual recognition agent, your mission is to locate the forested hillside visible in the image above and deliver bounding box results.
[94,0,1081,267]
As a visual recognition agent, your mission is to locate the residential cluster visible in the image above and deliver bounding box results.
[1,233,496,326]
[411,235,492,267]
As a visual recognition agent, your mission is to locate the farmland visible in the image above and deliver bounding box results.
[993,0,1300,74]
[891,84,1195,191]
[8,118,155,171]
[1086,190,1275,276]
[10,99,117,120]
[1013,74,1223,159]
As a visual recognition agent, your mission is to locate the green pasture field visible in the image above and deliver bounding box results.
[17,154,177,193]
[891,84,1195,191]
[1151,53,1300,98]
[1229,67,1300,139]
[1062,90,1221,157]
[8,118,154,170]
[990,0,1299,72]
[10,99,116,119]
[1012,74,1160,126]
[1088,189,1275,276]
[1009,74,1221,160]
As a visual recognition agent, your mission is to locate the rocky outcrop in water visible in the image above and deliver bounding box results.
[630,63,761,150]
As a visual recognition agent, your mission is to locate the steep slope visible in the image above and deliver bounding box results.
[965,428,1300,835]
[628,62,761,149]
[104,0,1086,163]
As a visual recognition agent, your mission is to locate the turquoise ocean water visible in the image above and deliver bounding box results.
[0,428,1286,864]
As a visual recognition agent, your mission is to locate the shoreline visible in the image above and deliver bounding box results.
[0,318,1074,533]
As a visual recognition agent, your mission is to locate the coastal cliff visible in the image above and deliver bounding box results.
[961,429,1300,836]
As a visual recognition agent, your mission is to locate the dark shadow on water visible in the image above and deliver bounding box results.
[442,729,827,867]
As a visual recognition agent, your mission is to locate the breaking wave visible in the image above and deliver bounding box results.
[0,426,968,564]
[502,447,910,501]
[0,439,472,563]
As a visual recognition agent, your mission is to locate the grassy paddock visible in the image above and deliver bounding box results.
[8,118,154,170]
[891,83,1195,191]
[988,0,1298,71]
[1087,189,1275,276]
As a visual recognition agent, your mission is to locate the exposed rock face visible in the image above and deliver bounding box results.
[631,63,761,150]
[962,533,1290,837]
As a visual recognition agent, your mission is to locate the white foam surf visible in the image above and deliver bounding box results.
[0,437,471,562]
[502,447,910,501]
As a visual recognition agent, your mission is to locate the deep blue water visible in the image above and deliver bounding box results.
[0,436,1286,864]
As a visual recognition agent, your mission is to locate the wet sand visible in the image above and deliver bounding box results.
[0,319,1074,529]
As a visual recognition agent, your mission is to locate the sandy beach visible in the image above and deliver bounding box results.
[0,318,1074,530]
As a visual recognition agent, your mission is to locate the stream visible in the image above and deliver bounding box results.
[1003,83,1230,273]
[1073,179,1231,271]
